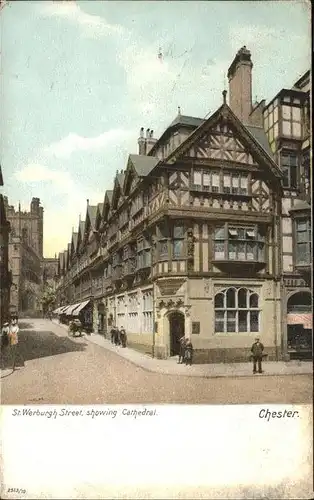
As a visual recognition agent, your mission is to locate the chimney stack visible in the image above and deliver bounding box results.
[227,46,253,124]
[138,126,157,155]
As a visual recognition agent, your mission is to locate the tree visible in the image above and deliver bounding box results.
[41,286,57,316]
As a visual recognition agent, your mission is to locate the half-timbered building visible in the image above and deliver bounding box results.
[54,46,311,363]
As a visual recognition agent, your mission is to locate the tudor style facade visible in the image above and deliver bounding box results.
[55,96,284,362]
[54,47,311,363]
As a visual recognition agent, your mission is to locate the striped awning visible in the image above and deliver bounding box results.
[60,305,71,314]
[72,300,90,316]
[287,313,312,329]
[65,303,82,316]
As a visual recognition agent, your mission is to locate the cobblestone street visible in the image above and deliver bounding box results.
[1,319,312,405]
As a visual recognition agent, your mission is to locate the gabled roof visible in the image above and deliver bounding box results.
[71,232,78,253]
[149,113,203,155]
[169,114,204,129]
[102,190,113,220]
[128,154,159,177]
[165,103,283,180]
[87,205,98,229]
[246,125,273,159]
[112,172,125,209]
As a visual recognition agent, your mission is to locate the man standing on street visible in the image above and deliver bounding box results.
[119,326,127,348]
[178,335,186,364]
[251,336,264,374]
[8,318,19,371]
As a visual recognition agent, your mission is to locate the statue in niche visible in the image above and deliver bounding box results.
[187,228,195,259]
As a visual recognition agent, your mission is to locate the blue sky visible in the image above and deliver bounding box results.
[0,0,310,257]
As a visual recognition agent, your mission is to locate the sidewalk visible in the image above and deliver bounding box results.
[53,321,313,378]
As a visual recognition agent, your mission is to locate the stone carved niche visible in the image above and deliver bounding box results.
[157,278,185,297]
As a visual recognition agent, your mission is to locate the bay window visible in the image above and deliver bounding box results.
[158,222,168,261]
[214,224,265,261]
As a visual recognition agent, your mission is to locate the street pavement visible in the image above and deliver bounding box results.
[1,318,312,405]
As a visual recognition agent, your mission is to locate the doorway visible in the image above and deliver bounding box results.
[169,311,185,356]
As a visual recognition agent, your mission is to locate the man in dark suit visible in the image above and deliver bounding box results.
[251,336,264,374]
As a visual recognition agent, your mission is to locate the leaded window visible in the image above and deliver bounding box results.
[214,287,260,333]
[214,225,265,261]
[295,218,311,266]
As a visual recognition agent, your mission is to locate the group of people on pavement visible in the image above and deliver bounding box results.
[178,336,194,365]
[110,325,127,348]
[1,316,20,371]
[177,335,265,372]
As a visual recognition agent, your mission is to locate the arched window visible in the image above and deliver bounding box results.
[214,287,260,333]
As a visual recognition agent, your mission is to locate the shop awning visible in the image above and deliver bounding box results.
[65,303,82,316]
[60,305,71,314]
[72,300,90,316]
[287,313,312,330]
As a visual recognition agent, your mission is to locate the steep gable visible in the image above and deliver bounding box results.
[166,103,283,180]
[102,190,113,221]
[111,172,125,210]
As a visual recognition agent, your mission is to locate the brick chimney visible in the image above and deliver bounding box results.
[138,127,157,155]
[227,46,253,124]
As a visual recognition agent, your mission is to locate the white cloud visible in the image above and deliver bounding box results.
[40,1,124,39]
[15,163,75,192]
[44,129,133,159]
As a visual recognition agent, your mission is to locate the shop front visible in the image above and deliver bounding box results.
[287,291,312,360]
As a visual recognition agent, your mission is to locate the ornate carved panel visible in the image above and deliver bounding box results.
[251,178,271,213]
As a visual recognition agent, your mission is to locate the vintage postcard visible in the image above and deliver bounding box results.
[0,0,312,498]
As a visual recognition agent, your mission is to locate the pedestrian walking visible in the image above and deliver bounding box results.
[178,335,186,364]
[184,339,193,366]
[1,321,10,349]
[110,326,116,344]
[251,336,264,374]
[8,319,19,371]
[119,326,127,348]
[114,326,121,346]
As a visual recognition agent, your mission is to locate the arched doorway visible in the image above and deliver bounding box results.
[287,291,312,360]
[169,311,185,356]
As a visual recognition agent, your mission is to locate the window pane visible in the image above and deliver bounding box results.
[246,243,255,260]
[173,225,184,238]
[232,176,239,188]
[193,171,202,185]
[238,289,247,308]
[224,174,231,187]
[215,293,224,308]
[159,241,168,258]
[228,242,236,260]
[258,243,264,262]
[212,173,220,187]
[297,220,307,232]
[229,229,238,237]
[296,230,308,242]
[215,227,225,239]
[238,311,247,332]
[144,250,151,266]
[226,288,235,308]
[173,240,184,258]
[296,243,309,265]
[238,229,245,239]
[282,167,290,187]
[250,311,259,332]
[237,242,246,260]
[227,311,236,332]
[215,311,224,332]
[249,293,259,308]
[203,173,210,186]
[290,166,297,189]
[214,242,225,259]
